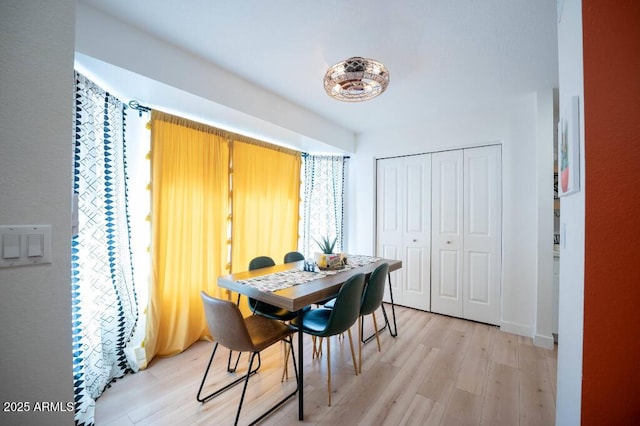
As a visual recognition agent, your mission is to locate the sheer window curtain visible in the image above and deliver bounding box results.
[72,73,139,425]
[300,155,348,257]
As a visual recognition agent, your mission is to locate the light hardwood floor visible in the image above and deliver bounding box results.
[95,305,557,425]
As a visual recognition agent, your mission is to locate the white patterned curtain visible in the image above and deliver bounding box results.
[72,73,139,425]
[300,154,348,257]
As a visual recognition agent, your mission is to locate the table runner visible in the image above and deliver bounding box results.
[237,254,381,292]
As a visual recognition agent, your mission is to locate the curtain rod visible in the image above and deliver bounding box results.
[302,152,350,159]
[135,103,349,159]
[128,100,151,117]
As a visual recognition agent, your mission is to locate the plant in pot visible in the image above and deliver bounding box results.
[312,236,343,269]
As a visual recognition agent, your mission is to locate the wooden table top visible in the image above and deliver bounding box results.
[218,257,402,312]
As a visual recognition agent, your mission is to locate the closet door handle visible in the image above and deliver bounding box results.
[446,240,451,244]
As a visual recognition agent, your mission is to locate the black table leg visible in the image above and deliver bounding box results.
[362,271,399,344]
[384,271,398,337]
[297,309,304,420]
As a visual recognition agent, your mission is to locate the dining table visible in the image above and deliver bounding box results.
[217,255,402,421]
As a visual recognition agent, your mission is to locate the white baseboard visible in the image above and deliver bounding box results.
[500,321,556,349]
[500,320,533,337]
[533,333,555,349]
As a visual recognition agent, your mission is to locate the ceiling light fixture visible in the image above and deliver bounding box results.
[323,56,390,102]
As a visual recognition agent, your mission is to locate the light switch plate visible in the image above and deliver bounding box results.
[27,233,44,257]
[2,234,21,259]
[0,225,52,268]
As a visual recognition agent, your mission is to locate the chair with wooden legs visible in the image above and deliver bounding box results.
[322,262,390,373]
[292,273,366,406]
[197,292,298,426]
[356,262,389,373]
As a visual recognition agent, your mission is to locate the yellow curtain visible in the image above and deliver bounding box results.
[146,111,230,358]
[231,140,301,273]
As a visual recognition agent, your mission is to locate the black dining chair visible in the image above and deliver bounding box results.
[247,256,309,380]
[197,292,298,426]
[321,262,390,372]
[292,273,366,406]
[283,251,305,263]
[247,256,299,321]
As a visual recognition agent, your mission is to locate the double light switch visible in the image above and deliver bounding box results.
[0,225,51,268]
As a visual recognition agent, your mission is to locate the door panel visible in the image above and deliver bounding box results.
[438,250,460,298]
[467,155,491,235]
[463,145,501,325]
[405,163,423,232]
[402,155,431,310]
[377,158,405,306]
[467,251,490,302]
[376,155,430,311]
[437,158,462,235]
[382,166,401,233]
[405,246,426,293]
[431,150,463,316]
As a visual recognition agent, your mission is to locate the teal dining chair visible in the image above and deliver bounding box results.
[247,256,299,321]
[283,251,305,263]
[292,272,366,406]
[322,262,390,373]
[357,262,389,373]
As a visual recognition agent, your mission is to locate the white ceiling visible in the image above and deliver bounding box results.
[79,0,559,136]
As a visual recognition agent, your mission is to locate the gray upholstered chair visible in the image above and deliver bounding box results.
[197,292,298,425]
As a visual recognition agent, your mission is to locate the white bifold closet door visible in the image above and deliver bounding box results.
[431,145,502,325]
[376,154,431,311]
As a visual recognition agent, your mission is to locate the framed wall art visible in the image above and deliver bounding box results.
[558,95,581,197]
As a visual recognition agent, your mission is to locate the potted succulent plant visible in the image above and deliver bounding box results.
[313,235,337,255]
[312,235,344,269]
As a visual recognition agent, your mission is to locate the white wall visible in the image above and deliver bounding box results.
[555,0,585,424]
[347,96,555,337]
[534,89,557,349]
[0,1,75,424]
[502,94,539,335]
